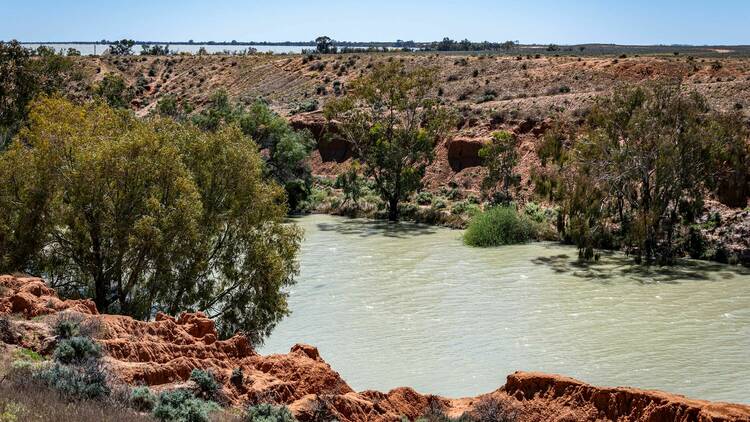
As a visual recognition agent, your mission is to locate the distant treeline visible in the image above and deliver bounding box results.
[12,37,750,57]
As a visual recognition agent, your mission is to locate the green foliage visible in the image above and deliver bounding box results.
[451,201,481,217]
[13,348,43,362]
[53,337,101,365]
[432,198,448,210]
[192,91,315,212]
[190,369,219,399]
[245,403,297,422]
[155,94,183,118]
[335,162,364,207]
[315,36,336,54]
[523,202,556,224]
[479,131,520,203]
[291,99,319,115]
[0,97,301,343]
[464,207,534,247]
[40,362,110,400]
[108,39,136,56]
[130,386,158,412]
[141,44,171,56]
[230,368,244,387]
[94,73,132,108]
[153,390,218,422]
[416,191,434,205]
[0,402,25,422]
[325,61,455,221]
[0,40,73,148]
[53,314,83,340]
[565,83,749,264]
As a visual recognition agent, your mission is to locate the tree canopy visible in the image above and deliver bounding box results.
[191,90,315,212]
[325,61,455,221]
[0,96,301,343]
[0,40,74,148]
[561,84,750,263]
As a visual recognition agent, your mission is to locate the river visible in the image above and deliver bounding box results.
[259,214,750,404]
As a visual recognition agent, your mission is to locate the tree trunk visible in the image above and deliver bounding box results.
[94,274,110,313]
[388,196,399,222]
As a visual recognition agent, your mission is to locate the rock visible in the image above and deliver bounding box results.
[290,112,352,163]
[0,275,98,318]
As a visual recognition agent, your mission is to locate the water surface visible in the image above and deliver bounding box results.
[260,214,750,404]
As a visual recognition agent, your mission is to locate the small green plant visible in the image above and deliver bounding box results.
[0,402,25,422]
[464,206,534,247]
[416,191,434,205]
[432,198,448,210]
[230,367,244,387]
[451,201,481,217]
[40,362,110,400]
[13,348,43,362]
[53,337,101,364]
[53,314,82,339]
[153,389,218,422]
[130,386,158,412]
[245,403,297,422]
[190,369,220,399]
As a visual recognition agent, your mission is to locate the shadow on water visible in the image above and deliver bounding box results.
[531,252,750,284]
[315,218,438,239]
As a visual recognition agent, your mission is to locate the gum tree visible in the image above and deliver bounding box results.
[325,61,455,221]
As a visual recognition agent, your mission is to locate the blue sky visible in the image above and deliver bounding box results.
[3,0,749,45]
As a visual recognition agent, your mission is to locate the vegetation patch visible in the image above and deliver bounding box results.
[464,207,534,247]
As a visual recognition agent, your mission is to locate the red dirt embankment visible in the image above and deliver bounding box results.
[1,275,749,421]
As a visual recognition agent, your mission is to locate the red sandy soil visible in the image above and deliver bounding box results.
[2,274,749,421]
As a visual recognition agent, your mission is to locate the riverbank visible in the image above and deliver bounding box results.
[2,274,749,421]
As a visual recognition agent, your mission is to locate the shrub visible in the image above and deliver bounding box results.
[471,396,517,422]
[40,362,110,400]
[230,368,244,387]
[0,317,19,344]
[432,199,448,210]
[53,313,83,340]
[245,403,297,422]
[53,337,101,364]
[292,99,319,114]
[13,348,43,362]
[130,386,157,412]
[451,201,481,217]
[416,192,434,205]
[190,369,220,399]
[523,202,548,224]
[153,389,218,422]
[464,207,533,247]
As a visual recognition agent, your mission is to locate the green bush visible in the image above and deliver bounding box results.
[53,314,83,340]
[464,207,534,247]
[432,198,448,210]
[245,403,297,422]
[230,368,244,387]
[153,390,218,422]
[53,337,101,364]
[130,386,157,412]
[40,362,110,400]
[451,201,481,217]
[13,348,43,362]
[189,369,219,399]
[416,192,433,205]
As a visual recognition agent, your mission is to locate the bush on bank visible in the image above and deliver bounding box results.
[463,206,534,247]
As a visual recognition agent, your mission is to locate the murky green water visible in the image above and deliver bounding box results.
[260,214,750,404]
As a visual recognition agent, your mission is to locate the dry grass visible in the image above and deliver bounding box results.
[0,378,157,422]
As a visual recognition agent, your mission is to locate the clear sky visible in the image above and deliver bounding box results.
[3,0,749,45]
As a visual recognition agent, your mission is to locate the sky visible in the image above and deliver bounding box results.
[2,0,749,45]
